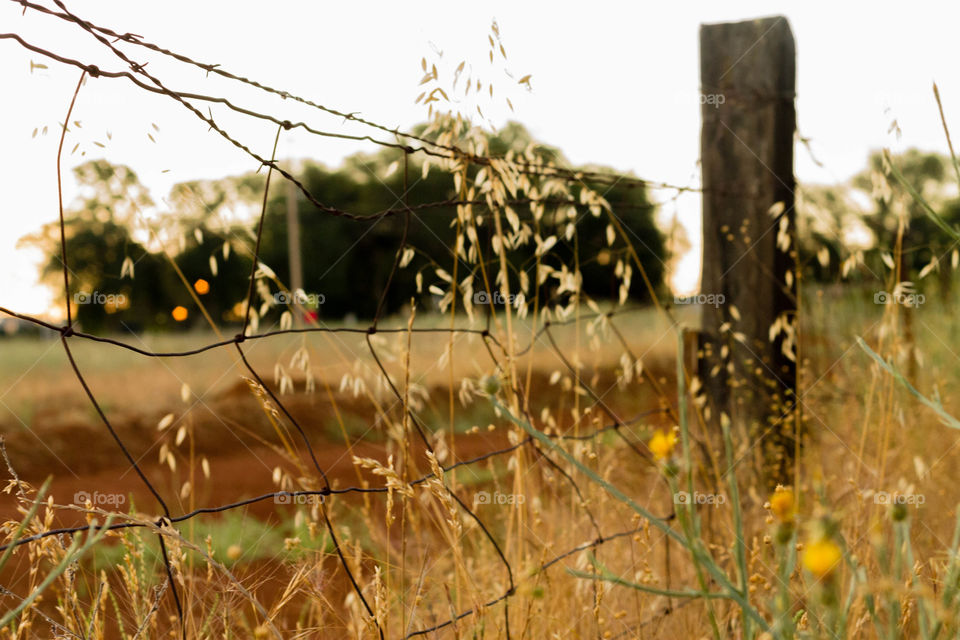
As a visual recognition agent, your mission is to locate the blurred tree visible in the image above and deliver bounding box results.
[853,150,956,290]
[163,222,254,326]
[254,122,664,320]
[795,184,874,282]
[23,124,667,329]
[796,150,960,298]
[930,198,960,301]
[18,160,174,333]
[160,180,257,325]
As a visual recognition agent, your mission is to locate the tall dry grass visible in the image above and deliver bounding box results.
[5,24,960,640]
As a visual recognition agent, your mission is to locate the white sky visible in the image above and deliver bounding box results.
[1,0,958,317]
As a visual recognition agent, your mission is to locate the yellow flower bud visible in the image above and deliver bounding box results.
[648,429,678,462]
[769,485,795,523]
[802,538,842,579]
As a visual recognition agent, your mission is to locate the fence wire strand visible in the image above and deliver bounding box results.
[0,2,691,637]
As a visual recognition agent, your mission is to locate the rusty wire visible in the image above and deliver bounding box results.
[0,3,688,637]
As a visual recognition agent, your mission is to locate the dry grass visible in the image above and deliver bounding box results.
[3,287,960,639]
[3,25,960,638]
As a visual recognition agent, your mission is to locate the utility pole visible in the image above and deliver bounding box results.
[285,171,304,326]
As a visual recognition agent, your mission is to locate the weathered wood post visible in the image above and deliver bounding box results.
[698,17,798,488]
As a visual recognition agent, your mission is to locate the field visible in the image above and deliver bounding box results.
[2,288,960,638]
[4,5,960,638]
[0,307,685,637]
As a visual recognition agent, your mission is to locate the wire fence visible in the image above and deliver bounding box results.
[0,2,702,637]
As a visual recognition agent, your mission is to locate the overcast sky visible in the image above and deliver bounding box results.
[1,0,957,316]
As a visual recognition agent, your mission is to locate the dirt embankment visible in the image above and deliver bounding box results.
[0,364,675,527]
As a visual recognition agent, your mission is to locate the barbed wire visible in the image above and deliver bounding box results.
[0,3,690,637]
[0,28,706,204]
[7,0,720,196]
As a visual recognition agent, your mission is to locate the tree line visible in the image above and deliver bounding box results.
[19,122,959,335]
[19,123,665,333]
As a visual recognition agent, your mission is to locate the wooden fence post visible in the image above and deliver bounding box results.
[698,16,798,488]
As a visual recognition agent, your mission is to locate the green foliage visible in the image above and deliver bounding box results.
[253,122,663,319]
[853,150,955,276]
[796,149,960,289]
[19,160,252,333]
[162,222,252,326]
[19,161,175,333]
[23,123,666,330]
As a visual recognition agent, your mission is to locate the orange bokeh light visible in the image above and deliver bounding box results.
[172,306,188,321]
[194,279,210,295]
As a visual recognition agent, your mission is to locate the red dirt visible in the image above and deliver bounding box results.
[0,363,675,636]
[0,366,674,524]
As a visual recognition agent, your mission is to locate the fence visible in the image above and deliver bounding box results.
[0,3,799,638]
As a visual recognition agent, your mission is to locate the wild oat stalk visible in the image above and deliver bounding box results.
[487,334,773,636]
[1,515,115,629]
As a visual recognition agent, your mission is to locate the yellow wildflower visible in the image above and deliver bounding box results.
[769,485,795,523]
[802,538,842,579]
[649,429,678,462]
